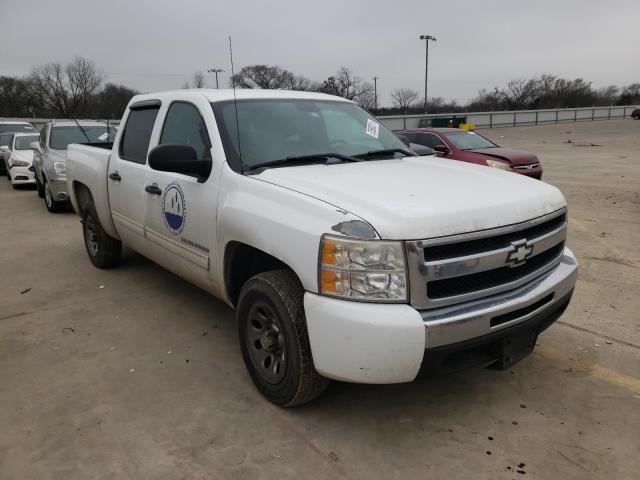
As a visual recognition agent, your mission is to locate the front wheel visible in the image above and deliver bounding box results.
[237,270,329,407]
[36,176,45,198]
[44,180,66,213]
[82,203,122,268]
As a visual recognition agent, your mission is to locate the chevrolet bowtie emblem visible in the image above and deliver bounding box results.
[507,239,533,267]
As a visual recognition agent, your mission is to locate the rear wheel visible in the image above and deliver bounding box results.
[237,269,329,407]
[44,180,66,213]
[82,203,121,268]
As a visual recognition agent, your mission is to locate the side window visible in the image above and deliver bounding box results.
[119,106,160,164]
[159,102,210,159]
[0,134,10,148]
[418,133,445,148]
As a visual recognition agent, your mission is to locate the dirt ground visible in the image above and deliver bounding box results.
[1,118,639,479]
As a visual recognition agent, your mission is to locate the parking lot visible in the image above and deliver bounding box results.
[1,118,638,479]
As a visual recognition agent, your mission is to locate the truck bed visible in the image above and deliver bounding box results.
[66,143,119,239]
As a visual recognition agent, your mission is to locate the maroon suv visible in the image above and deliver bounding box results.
[397,128,543,179]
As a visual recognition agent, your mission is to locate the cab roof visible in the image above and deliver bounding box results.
[130,89,352,105]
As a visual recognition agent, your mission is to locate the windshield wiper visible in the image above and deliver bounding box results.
[72,118,92,143]
[353,148,415,159]
[246,153,361,174]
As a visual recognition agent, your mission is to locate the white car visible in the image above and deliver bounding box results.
[4,132,39,187]
[66,89,578,406]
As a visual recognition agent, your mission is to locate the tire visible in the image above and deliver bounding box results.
[36,176,45,198]
[237,269,329,407]
[44,179,66,213]
[82,203,122,268]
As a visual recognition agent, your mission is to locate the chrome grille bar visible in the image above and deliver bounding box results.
[406,208,567,309]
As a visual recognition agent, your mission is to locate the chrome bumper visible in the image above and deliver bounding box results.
[420,247,578,348]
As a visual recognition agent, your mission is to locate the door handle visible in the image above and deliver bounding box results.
[109,171,121,181]
[145,183,162,195]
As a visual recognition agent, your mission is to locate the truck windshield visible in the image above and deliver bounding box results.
[211,99,411,171]
[50,126,117,150]
[14,135,39,150]
[0,123,36,134]
[443,131,497,150]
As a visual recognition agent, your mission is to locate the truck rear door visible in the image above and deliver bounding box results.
[107,100,160,253]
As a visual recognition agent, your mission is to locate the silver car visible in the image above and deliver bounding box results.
[33,120,116,212]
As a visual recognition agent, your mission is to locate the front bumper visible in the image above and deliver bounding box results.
[9,166,35,184]
[46,174,69,201]
[304,247,577,384]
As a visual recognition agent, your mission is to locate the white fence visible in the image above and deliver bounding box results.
[377,105,639,130]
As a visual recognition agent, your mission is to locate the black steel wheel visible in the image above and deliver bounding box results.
[81,203,122,268]
[237,269,329,407]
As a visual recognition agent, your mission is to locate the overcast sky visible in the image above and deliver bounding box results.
[1,0,638,106]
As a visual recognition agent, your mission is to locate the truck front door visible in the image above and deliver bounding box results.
[142,99,219,292]
[108,101,160,253]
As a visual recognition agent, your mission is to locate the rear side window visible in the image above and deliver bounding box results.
[119,106,160,164]
[159,102,210,159]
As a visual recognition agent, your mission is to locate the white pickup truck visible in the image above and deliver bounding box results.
[66,89,577,406]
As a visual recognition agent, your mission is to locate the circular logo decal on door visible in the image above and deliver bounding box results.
[161,182,187,235]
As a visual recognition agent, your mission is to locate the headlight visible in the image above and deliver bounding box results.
[12,159,30,167]
[486,159,512,171]
[53,161,66,175]
[319,235,407,302]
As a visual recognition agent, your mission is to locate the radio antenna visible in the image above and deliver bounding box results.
[229,36,243,173]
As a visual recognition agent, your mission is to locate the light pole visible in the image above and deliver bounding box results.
[207,68,225,89]
[373,76,378,111]
[419,34,437,112]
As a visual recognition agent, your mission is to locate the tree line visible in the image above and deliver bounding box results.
[1,56,638,119]
[0,57,138,119]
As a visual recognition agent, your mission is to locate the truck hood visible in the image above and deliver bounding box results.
[254,156,565,240]
[470,147,538,166]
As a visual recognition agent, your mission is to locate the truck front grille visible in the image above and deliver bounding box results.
[405,209,567,309]
[427,242,564,299]
[424,213,565,261]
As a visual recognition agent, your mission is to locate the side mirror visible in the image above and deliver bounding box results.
[30,142,42,153]
[148,144,212,182]
[433,145,450,155]
[0,146,9,152]
[409,143,435,156]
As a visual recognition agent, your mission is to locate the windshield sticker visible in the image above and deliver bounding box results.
[162,181,187,235]
[366,119,379,139]
[97,132,109,141]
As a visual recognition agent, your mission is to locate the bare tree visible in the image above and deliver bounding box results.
[319,67,375,108]
[182,71,207,89]
[391,88,420,111]
[496,78,540,110]
[30,57,103,116]
[230,65,292,89]
[66,57,104,113]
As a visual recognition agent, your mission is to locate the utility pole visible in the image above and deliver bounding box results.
[373,76,379,111]
[419,34,437,113]
[207,68,225,89]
